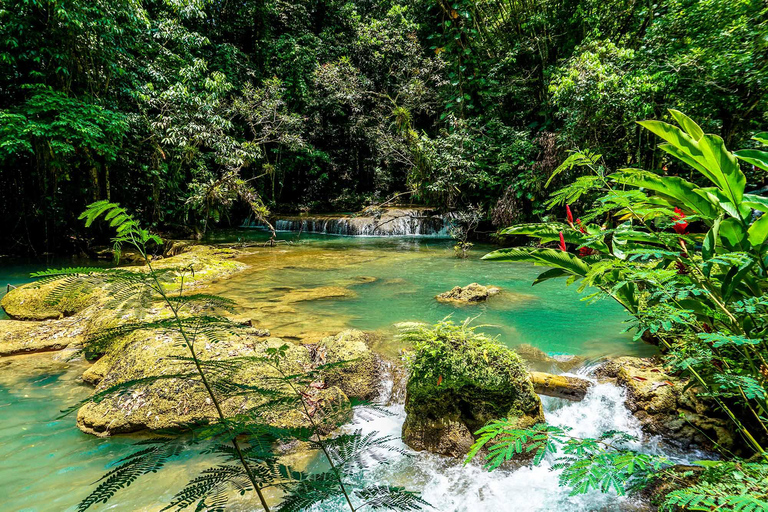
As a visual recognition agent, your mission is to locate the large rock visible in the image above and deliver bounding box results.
[436,283,501,304]
[597,357,734,451]
[316,329,380,401]
[1,244,245,322]
[1,280,95,320]
[77,331,351,437]
[0,317,86,355]
[401,322,544,459]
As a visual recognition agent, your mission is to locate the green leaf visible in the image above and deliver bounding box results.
[611,170,719,219]
[734,149,768,172]
[482,248,591,277]
[639,115,746,207]
[747,214,768,247]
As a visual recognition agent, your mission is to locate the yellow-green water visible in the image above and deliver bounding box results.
[0,232,660,511]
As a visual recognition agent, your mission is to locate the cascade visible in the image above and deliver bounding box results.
[242,207,452,237]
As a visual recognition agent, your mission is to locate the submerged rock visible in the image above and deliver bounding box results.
[436,283,501,304]
[597,357,734,451]
[401,322,543,459]
[515,343,585,372]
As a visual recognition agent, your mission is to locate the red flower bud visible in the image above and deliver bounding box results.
[566,205,574,227]
[558,232,567,252]
[672,207,688,235]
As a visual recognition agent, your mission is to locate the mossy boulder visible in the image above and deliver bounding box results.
[77,331,351,437]
[436,283,500,304]
[1,244,243,323]
[1,281,95,320]
[0,317,86,355]
[401,321,544,459]
[597,357,734,451]
[317,329,380,401]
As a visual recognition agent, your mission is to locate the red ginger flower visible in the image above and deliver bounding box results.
[566,205,574,228]
[672,207,688,234]
[558,232,567,252]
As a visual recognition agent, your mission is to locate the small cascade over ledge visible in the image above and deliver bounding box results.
[242,206,453,237]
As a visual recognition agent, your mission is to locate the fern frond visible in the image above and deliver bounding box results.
[354,485,430,510]
[78,440,183,511]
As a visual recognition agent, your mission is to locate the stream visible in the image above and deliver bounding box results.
[1,232,684,511]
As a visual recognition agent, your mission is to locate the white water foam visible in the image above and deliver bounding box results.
[310,375,691,512]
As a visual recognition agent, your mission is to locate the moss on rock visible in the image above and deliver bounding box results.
[400,321,544,459]
[0,317,86,355]
[77,332,352,437]
[1,280,95,320]
[317,329,380,401]
[435,283,500,304]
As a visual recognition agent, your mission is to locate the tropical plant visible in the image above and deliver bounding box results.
[484,111,768,459]
[660,461,768,511]
[472,111,768,509]
[35,201,427,511]
[465,420,669,496]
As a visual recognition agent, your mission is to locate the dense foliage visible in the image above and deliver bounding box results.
[476,112,768,509]
[1,0,766,253]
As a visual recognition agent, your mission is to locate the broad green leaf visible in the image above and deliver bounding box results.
[748,214,768,247]
[698,133,745,205]
[611,170,718,219]
[718,218,748,250]
[639,116,746,206]
[734,149,768,172]
[482,248,590,277]
[752,132,768,145]
[669,109,704,141]
[742,194,768,213]
[532,268,570,285]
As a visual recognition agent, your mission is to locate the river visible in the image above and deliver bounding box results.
[0,231,680,511]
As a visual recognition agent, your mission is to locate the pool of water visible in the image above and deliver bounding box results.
[0,231,661,511]
[204,230,655,359]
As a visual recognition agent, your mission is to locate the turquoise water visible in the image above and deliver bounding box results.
[205,230,655,359]
[0,232,657,511]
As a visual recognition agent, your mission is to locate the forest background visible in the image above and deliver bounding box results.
[1,0,766,254]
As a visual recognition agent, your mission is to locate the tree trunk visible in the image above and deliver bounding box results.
[530,371,591,401]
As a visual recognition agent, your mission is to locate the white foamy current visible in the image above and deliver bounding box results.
[309,371,700,512]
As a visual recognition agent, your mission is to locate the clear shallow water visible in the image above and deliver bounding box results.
[0,232,663,511]
[205,230,657,359]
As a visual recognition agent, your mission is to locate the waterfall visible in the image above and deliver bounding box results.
[241,208,452,237]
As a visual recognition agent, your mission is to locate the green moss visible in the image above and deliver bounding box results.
[1,280,95,320]
[400,320,543,456]
[319,329,379,400]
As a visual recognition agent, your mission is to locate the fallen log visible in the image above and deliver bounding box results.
[530,371,591,401]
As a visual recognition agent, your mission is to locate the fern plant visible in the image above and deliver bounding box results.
[465,420,670,497]
[40,201,427,512]
[660,461,768,511]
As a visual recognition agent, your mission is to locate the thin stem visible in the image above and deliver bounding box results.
[272,362,356,512]
[144,252,272,511]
